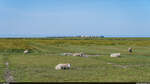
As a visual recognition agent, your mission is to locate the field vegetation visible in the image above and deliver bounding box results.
[0,37,150,82]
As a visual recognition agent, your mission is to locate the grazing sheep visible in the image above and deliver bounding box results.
[110,53,121,57]
[128,48,132,53]
[55,63,71,70]
[73,53,84,57]
[5,62,9,66]
[63,53,73,56]
[24,49,29,54]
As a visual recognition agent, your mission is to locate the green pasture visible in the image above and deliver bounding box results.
[0,38,150,82]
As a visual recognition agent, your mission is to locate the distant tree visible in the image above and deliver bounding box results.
[100,36,104,38]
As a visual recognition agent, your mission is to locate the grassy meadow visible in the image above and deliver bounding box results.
[0,37,150,82]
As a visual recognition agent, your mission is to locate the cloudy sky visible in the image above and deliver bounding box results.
[0,0,150,37]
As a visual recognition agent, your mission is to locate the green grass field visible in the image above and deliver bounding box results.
[0,37,150,82]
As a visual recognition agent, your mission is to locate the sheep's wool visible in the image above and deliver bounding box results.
[110,53,120,57]
[55,64,71,70]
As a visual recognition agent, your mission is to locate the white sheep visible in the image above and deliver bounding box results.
[110,53,121,57]
[128,48,133,53]
[73,53,84,57]
[63,53,73,56]
[55,63,71,70]
[24,49,29,54]
[5,62,9,66]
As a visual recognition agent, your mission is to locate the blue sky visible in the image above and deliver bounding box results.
[0,0,150,37]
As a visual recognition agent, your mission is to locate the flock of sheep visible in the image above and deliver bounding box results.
[63,52,88,57]
[110,47,132,57]
[23,47,133,70]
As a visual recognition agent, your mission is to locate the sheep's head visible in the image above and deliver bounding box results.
[128,48,132,49]
[68,64,71,67]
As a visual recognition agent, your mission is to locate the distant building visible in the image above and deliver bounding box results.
[80,35,104,38]
[81,35,85,37]
[80,35,89,37]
